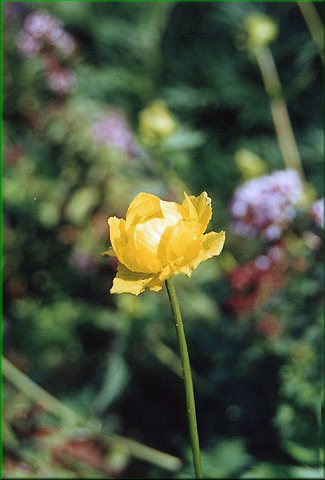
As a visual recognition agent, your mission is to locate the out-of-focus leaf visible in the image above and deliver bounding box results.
[39,202,60,228]
[164,86,215,110]
[64,187,100,226]
[179,289,219,321]
[288,277,320,297]
[178,438,253,478]
[93,353,130,414]
[76,65,152,98]
[162,130,206,152]
[291,467,325,478]
[282,439,320,465]
[241,462,324,479]
[3,420,19,451]
[105,444,130,473]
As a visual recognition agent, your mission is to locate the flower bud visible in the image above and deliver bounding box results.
[245,13,278,49]
[234,148,267,179]
[138,100,176,144]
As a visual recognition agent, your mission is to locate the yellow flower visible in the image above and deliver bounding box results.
[245,13,278,49]
[138,100,176,144]
[105,192,225,295]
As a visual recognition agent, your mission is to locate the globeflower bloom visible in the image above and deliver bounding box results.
[105,192,225,295]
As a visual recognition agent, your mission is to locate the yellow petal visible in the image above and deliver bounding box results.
[125,192,161,229]
[111,263,158,295]
[130,219,168,272]
[108,215,158,273]
[182,191,198,220]
[108,217,141,272]
[173,263,193,278]
[189,192,212,233]
[191,231,226,269]
[172,230,225,278]
[159,199,184,225]
[108,216,127,252]
[147,276,164,292]
[164,219,201,263]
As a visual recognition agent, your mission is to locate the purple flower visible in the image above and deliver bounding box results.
[311,198,324,229]
[24,10,57,39]
[231,169,303,240]
[17,10,76,58]
[91,113,138,157]
[16,31,41,57]
[267,245,285,263]
[52,31,76,56]
[70,249,96,275]
[47,68,76,95]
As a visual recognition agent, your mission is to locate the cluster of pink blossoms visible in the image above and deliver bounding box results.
[91,113,139,157]
[231,169,303,241]
[17,10,77,95]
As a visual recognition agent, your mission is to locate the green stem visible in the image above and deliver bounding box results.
[254,45,306,181]
[165,278,203,479]
[298,2,324,64]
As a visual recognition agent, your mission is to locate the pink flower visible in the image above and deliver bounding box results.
[24,10,57,39]
[231,170,303,240]
[17,10,77,58]
[91,113,138,156]
[47,68,76,95]
[16,31,41,57]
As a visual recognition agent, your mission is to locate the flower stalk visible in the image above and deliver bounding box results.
[254,44,305,181]
[165,278,203,479]
[298,2,324,64]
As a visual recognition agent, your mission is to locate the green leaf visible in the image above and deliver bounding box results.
[3,420,19,451]
[162,130,206,152]
[101,248,115,258]
[93,353,130,414]
[64,187,100,226]
[291,467,325,478]
[282,439,320,465]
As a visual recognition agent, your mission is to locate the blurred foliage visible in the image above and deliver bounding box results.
[3,2,324,478]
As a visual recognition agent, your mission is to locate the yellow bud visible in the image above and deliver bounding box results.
[245,13,278,49]
[234,148,267,179]
[138,100,176,144]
